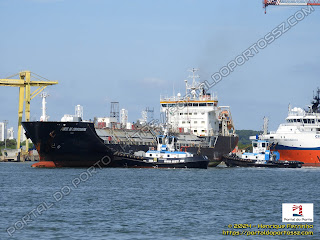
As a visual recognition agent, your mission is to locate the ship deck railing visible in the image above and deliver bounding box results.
[160,95,218,102]
[279,123,320,128]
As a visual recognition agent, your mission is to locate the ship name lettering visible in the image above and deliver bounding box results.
[60,127,86,132]
[72,128,87,131]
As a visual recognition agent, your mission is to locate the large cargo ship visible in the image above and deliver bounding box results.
[22,69,238,168]
[261,89,320,167]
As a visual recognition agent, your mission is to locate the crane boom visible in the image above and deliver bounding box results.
[264,0,320,6]
[0,79,57,87]
[0,71,58,156]
[264,0,320,13]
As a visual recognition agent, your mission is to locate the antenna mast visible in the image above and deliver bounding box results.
[185,68,203,99]
[40,92,49,122]
[263,117,269,135]
[110,102,120,127]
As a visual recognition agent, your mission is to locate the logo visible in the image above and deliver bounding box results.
[282,203,313,222]
[292,205,303,217]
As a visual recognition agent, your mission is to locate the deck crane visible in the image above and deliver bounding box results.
[0,71,58,157]
[263,0,320,13]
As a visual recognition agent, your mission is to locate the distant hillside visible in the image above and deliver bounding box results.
[236,130,261,146]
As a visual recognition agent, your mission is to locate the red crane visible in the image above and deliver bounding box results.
[263,0,320,13]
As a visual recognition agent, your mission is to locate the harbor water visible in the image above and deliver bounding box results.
[0,162,318,240]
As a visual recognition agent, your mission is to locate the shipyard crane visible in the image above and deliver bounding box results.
[0,71,58,155]
[263,0,320,13]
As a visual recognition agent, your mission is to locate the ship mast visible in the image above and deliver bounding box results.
[263,117,269,135]
[311,88,320,113]
[184,68,204,99]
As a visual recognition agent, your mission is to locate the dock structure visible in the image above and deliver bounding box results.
[0,71,58,160]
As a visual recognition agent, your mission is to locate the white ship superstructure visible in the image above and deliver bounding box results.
[160,68,235,137]
[261,89,320,166]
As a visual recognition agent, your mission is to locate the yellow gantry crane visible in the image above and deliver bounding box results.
[0,71,58,154]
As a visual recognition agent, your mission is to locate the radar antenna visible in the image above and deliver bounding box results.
[184,68,204,99]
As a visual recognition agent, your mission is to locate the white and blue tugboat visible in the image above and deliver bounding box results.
[144,134,209,168]
[112,132,209,169]
[223,140,303,168]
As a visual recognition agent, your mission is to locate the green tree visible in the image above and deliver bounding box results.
[236,130,261,151]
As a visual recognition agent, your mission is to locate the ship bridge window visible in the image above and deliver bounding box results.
[188,103,192,106]
[199,103,206,106]
[311,119,315,124]
[253,143,258,147]
[297,119,301,122]
[168,104,175,107]
[193,103,199,107]
[303,119,307,124]
[262,143,266,147]
[184,113,188,115]
[194,112,197,115]
[194,121,198,124]
[179,113,183,115]
[194,130,197,133]
[207,103,213,106]
[161,104,167,107]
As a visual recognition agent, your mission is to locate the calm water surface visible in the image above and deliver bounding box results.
[0,162,319,240]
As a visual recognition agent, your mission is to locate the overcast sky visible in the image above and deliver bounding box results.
[1,0,319,136]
